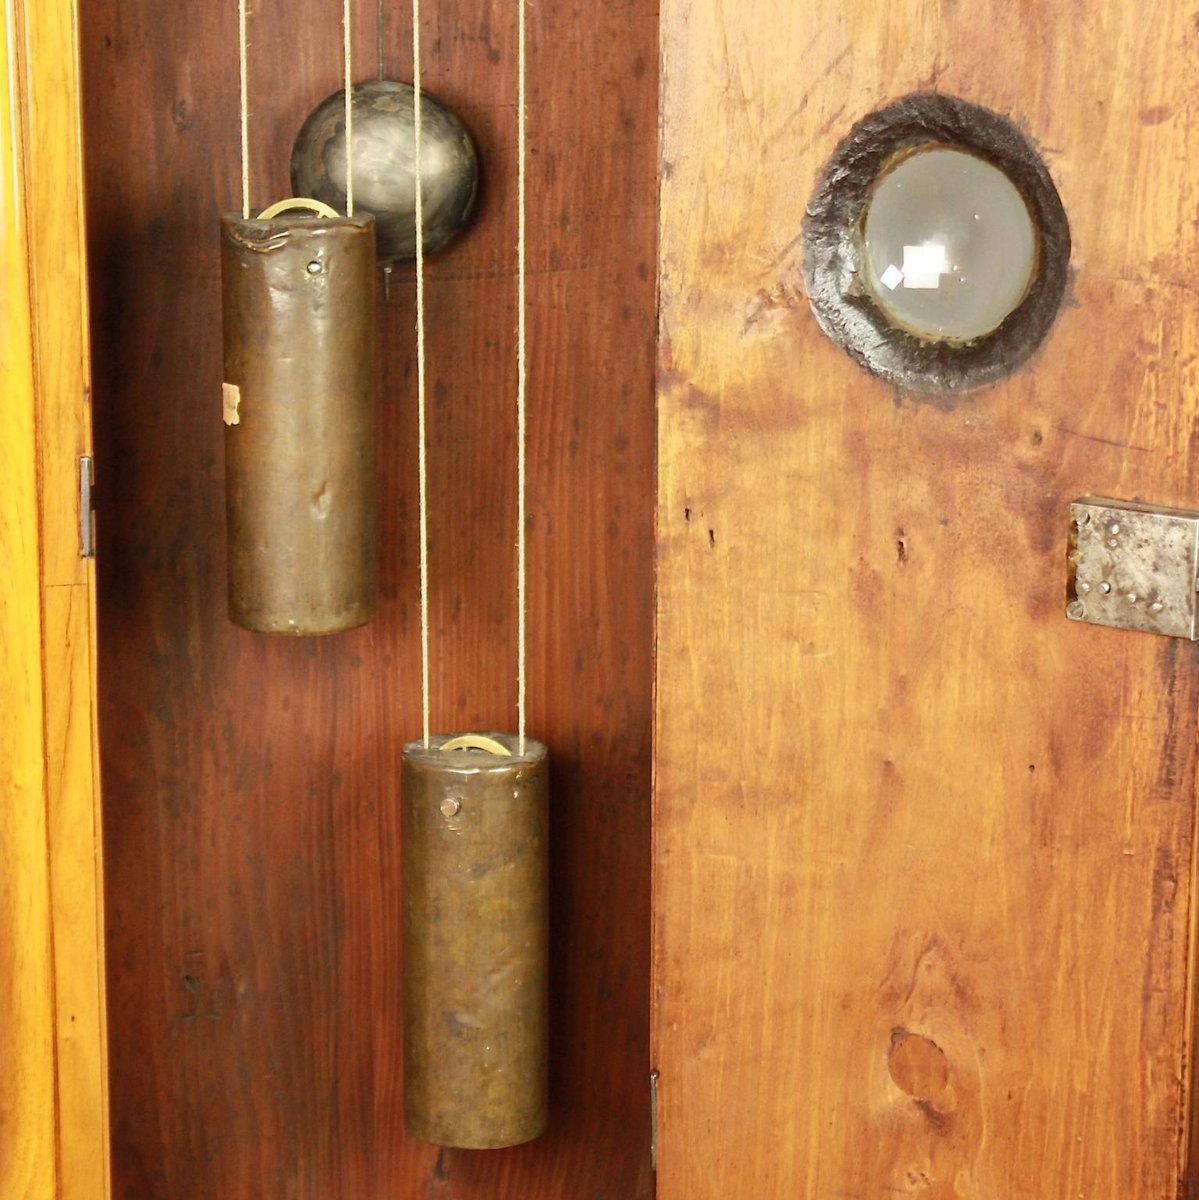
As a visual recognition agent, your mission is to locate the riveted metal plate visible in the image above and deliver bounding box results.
[1066,497,1199,639]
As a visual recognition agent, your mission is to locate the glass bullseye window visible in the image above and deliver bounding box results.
[804,94,1070,393]
[861,146,1038,342]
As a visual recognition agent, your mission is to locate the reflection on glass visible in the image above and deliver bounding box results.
[862,146,1037,341]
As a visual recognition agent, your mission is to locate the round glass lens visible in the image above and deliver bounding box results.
[862,147,1037,342]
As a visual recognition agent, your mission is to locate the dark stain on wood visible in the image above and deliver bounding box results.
[79,0,657,1194]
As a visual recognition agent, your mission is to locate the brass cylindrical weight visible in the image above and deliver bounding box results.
[402,733,549,1148]
[221,213,376,634]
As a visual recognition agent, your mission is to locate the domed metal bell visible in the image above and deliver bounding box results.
[291,79,479,266]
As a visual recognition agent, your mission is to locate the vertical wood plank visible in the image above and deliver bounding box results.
[0,4,58,1193]
[6,0,110,1195]
[44,587,110,1200]
[655,1,1199,1197]
[79,0,656,1194]
[18,0,112,1192]
[20,0,92,589]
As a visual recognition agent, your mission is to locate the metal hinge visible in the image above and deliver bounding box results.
[1066,497,1199,639]
[78,455,94,558]
[650,1069,659,1173]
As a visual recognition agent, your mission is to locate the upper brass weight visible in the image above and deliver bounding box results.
[402,734,549,1148]
[221,211,376,634]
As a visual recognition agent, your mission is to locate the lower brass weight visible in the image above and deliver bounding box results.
[221,210,377,634]
[401,734,549,1148]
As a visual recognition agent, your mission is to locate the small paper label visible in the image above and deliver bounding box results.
[222,382,241,426]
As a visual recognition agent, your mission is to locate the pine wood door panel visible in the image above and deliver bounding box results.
[654,2,1199,1197]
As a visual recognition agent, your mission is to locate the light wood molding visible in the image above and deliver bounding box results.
[2,0,109,1195]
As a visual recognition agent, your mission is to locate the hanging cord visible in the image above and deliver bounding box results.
[238,0,250,217]
[515,0,528,753]
[343,0,354,215]
[379,0,392,308]
[413,0,431,747]
[409,0,527,751]
[376,0,385,79]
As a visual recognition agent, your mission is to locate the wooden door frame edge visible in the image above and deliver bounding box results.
[2,0,111,1195]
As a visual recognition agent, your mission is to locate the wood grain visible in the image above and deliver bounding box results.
[3,0,109,1195]
[45,585,111,1200]
[79,0,656,1194]
[1,8,58,1193]
[654,1,1199,1197]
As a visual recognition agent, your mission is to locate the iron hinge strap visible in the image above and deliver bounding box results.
[650,1069,659,1174]
[78,455,94,559]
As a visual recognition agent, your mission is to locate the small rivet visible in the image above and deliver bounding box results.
[1077,511,1091,526]
[1150,601,1165,613]
[1077,581,1092,594]
[1067,600,1086,620]
[1099,581,1112,594]
[1127,592,1138,603]
[306,260,322,274]
[1110,523,1121,535]
[1107,538,1119,548]
[439,796,462,818]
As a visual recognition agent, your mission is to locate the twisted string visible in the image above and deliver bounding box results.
[238,0,249,217]
[516,0,528,753]
[413,0,431,747]
[343,0,354,215]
